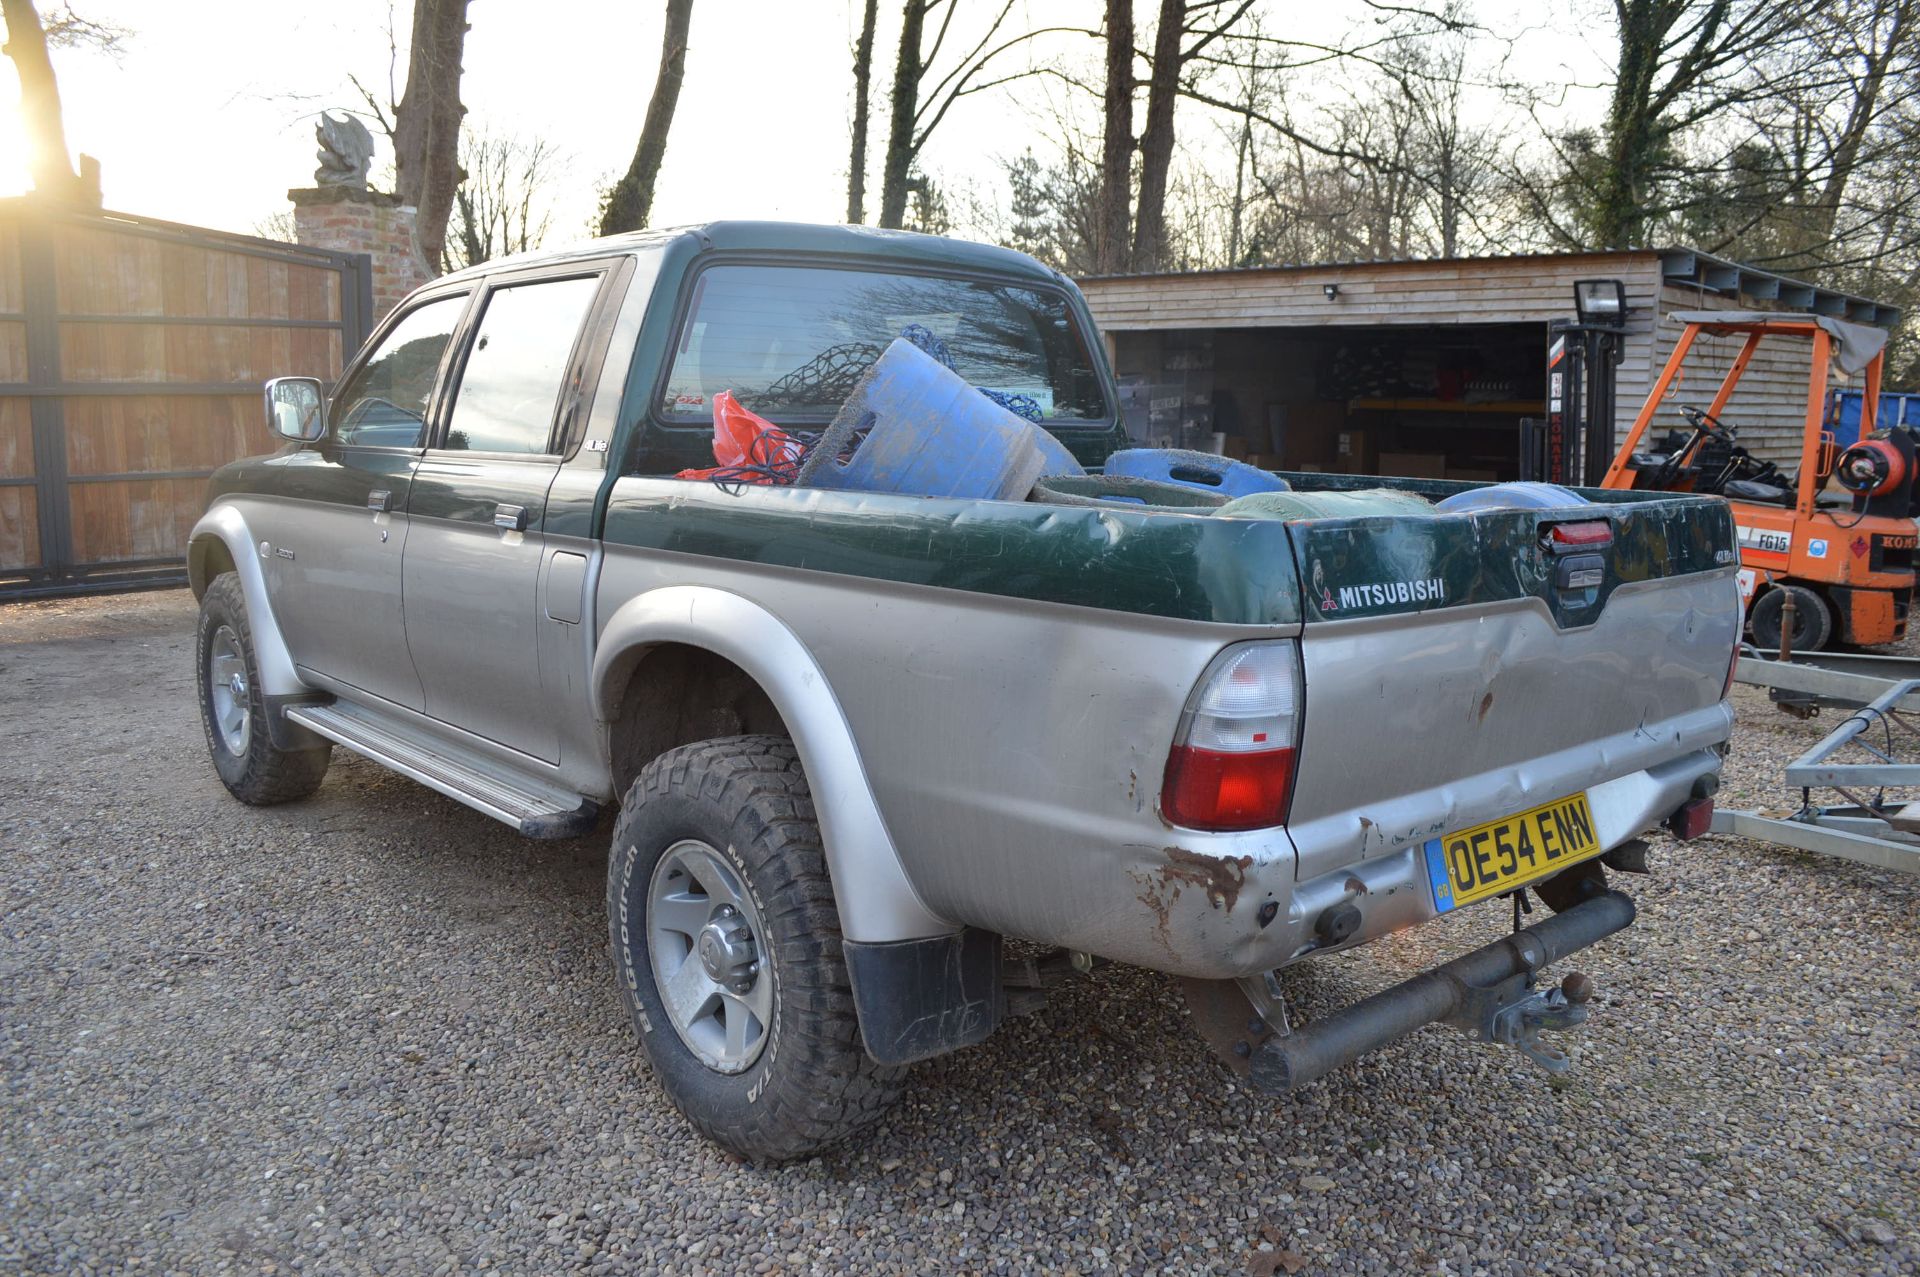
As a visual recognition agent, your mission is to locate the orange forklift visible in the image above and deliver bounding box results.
[1598,311,1917,651]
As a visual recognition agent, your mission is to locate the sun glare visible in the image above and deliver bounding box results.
[0,73,33,199]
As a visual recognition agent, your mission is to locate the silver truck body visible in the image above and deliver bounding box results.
[189,223,1742,1091]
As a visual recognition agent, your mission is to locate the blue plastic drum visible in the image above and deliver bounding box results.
[796,339,1046,500]
[1433,481,1585,513]
[1032,428,1086,477]
[1102,448,1290,498]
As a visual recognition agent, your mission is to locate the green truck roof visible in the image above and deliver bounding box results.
[441,220,1063,287]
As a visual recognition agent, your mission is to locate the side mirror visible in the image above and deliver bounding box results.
[265,376,325,442]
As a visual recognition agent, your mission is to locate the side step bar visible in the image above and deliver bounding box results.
[287,703,600,839]
[1251,890,1636,1093]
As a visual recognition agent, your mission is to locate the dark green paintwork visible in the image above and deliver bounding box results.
[204,225,1738,634]
[603,478,1305,625]
[1276,474,1735,627]
[408,455,557,525]
[209,445,419,511]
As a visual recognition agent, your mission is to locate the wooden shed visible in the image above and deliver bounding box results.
[1076,248,1900,480]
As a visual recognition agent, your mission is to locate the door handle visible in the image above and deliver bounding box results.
[494,503,529,532]
[366,488,392,513]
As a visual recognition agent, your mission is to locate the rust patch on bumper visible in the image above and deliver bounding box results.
[1162,845,1255,910]
[1130,846,1258,961]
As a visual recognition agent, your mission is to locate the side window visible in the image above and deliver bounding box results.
[440,275,603,454]
[330,294,467,448]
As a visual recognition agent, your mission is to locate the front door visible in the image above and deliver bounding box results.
[266,290,471,710]
[401,269,610,762]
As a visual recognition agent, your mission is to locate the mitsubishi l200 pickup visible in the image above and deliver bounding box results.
[190,222,1742,1160]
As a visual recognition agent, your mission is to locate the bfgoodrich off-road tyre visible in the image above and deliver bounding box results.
[196,573,331,805]
[606,735,905,1162]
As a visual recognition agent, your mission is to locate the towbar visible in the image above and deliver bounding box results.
[1250,890,1637,1094]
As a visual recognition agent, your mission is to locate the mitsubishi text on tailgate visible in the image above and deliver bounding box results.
[187,223,1742,1160]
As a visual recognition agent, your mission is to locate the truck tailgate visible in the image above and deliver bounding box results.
[1281,492,1740,881]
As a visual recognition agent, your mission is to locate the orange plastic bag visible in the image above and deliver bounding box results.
[676,391,801,483]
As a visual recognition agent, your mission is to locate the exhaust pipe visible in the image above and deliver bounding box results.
[1251,890,1636,1093]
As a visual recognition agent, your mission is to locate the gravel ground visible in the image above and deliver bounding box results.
[2,588,1915,1277]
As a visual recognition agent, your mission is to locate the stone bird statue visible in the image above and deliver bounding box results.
[314,112,374,190]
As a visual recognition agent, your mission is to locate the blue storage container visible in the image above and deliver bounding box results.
[1032,428,1086,477]
[796,338,1046,500]
[1828,388,1920,444]
[1434,481,1586,514]
[1102,448,1290,499]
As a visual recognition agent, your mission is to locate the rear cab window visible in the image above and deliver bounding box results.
[657,264,1110,430]
[439,274,603,455]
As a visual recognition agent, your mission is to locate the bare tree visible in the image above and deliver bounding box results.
[878,0,1089,229]
[387,0,471,270]
[1092,0,1478,271]
[254,209,298,242]
[847,0,880,222]
[1583,0,1814,247]
[444,127,566,272]
[1132,2,1255,270]
[1094,0,1134,272]
[1724,0,1918,267]
[0,0,123,201]
[601,0,694,234]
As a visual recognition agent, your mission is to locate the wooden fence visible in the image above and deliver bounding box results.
[0,200,372,598]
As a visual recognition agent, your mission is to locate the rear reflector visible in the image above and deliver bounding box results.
[1162,745,1296,832]
[1667,798,1714,841]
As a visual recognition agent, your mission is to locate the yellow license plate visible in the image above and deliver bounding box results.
[1423,793,1600,912]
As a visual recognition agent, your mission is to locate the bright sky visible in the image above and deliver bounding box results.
[0,0,1613,245]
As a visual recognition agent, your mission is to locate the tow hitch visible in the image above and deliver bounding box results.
[1250,890,1634,1093]
[1465,969,1593,1073]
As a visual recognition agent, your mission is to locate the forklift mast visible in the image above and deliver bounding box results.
[1523,316,1624,485]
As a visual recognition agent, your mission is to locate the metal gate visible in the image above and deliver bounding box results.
[0,201,372,598]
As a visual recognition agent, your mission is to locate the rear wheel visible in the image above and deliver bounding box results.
[196,573,331,804]
[1749,584,1831,653]
[605,735,905,1161]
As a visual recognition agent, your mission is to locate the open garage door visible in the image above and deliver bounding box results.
[1111,322,1547,481]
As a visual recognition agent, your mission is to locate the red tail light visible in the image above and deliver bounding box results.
[1161,642,1303,832]
[1162,744,1296,830]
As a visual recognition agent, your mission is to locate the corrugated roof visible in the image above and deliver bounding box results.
[1077,244,1901,328]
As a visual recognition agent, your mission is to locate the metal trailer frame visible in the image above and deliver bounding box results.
[1720,649,1920,875]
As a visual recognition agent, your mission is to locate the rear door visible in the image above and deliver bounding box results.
[266,289,471,709]
[400,264,614,762]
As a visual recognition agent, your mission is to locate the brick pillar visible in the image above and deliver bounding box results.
[288,186,434,322]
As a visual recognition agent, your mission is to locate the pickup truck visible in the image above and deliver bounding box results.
[190,222,1742,1161]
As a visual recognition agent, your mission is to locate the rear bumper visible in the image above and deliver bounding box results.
[1066,734,1725,982]
[957,701,1730,981]
[1274,744,1723,971]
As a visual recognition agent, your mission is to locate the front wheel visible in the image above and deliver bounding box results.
[1749,584,1831,653]
[196,573,331,804]
[605,735,904,1162]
